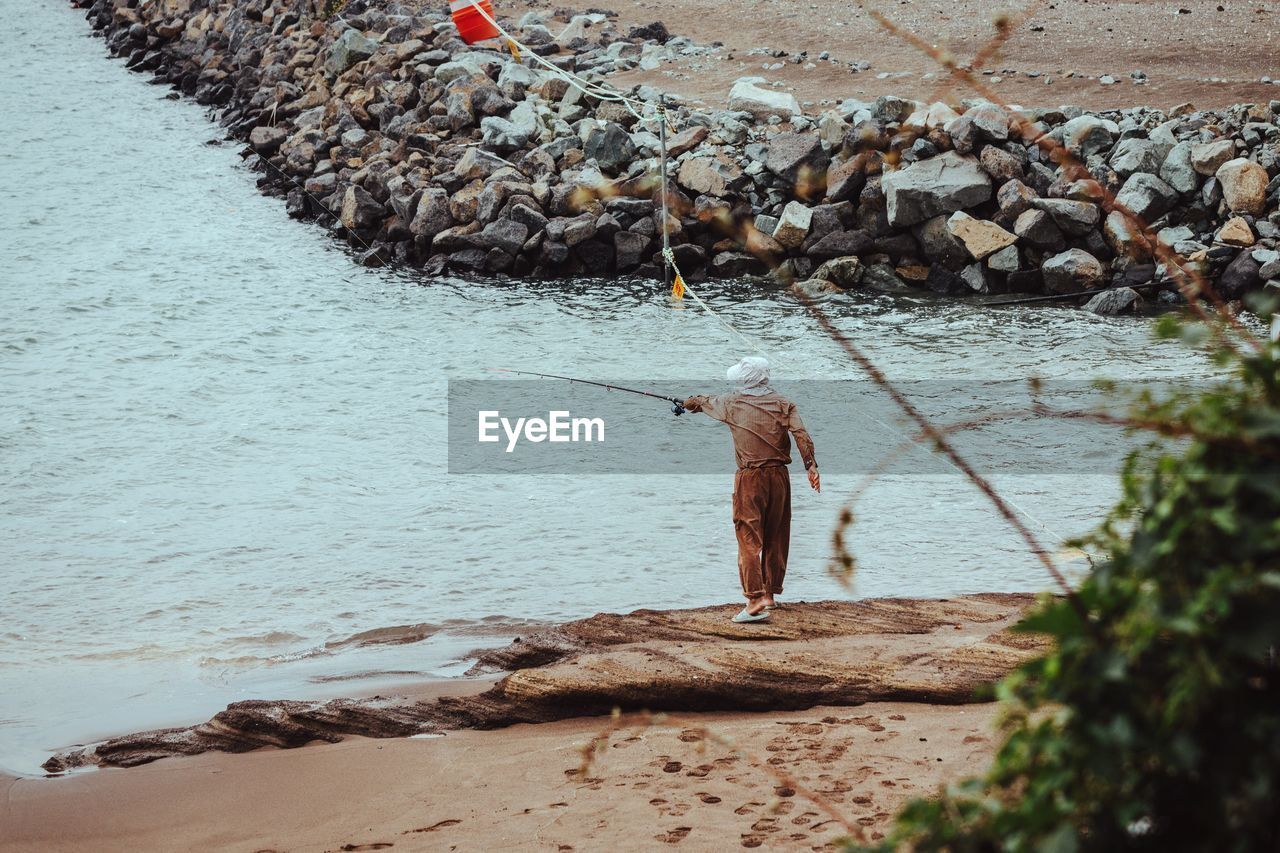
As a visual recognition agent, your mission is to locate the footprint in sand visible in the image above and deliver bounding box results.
[790,810,820,826]
[685,764,713,778]
[696,792,722,804]
[338,845,394,851]
[404,819,461,834]
[662,761,683,773]
[734,802,764,816]
[739,834,765,848]
[655,827,693,844]
[749,817,780,833]
[677,729,702,742]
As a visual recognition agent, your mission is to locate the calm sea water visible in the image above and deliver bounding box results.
[0,1,1224,774]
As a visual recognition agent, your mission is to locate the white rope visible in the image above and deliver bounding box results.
[463,0,653,124]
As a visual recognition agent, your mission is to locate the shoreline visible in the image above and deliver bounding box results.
[4,593,1047,850]
[71,0,1280,312]
[34,594,1046,772]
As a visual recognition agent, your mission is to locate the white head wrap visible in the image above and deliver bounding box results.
[726,356,772,395]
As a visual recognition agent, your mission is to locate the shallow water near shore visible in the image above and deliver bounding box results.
[0,1,1229,775]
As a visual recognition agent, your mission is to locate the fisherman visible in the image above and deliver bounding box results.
[684,357,819,624]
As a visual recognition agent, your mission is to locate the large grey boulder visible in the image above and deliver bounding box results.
[409,188,454,239]
[1042,248,1105,293]
[996,179,1038,218]
[709,250,765,278]
[915,214,969,270]
[811,256,865,288]
[1032,198,1100,236]
[987,244,1020,273]
[728,77,801,120]
[435,52,501,84]
[882,152,992,228]
[1083,286,1143,315]
[825,154,868,203]
[765,132,829,183]
[873,95,918,123]
[473,219,529,256]
[806,230,873,260]
[1061,115,1117,158]
[862,263,910,291]
[965,103,1010,141]
[1159,141,1198,194]
[1219,250,1262,299]
[1114,172,1179,221]
[1103,209,1150,257]
[1108,138,1170,177]
[326,29,379,77]
[1014,209,1065,250]
[582,122,636,173]
[339,185,384,231]
[481,101,540,152]
[249,125,288,154]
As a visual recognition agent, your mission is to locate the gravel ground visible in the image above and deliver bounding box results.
[510,0,1280,112]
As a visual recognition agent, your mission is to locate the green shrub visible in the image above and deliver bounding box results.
[854,320,1280,852]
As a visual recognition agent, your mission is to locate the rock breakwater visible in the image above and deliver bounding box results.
[76,0,1280,313]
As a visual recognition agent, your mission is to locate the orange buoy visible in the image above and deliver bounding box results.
[450,0,500,44]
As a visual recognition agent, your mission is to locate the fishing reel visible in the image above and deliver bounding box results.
[670,398,687,416]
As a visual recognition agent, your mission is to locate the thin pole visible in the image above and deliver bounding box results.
[658,94,671,290]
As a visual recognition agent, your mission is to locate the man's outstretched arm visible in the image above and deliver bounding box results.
[788,405,820,492]
[683,395,728,420]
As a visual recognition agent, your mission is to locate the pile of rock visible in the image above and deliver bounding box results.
[75,0,1280,314]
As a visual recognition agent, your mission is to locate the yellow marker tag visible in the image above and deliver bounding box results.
[671,273,685,300]
[507,38,521,61]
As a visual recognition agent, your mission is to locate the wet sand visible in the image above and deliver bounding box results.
[1,701,1001,852]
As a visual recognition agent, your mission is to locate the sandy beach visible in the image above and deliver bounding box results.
[1,702,1001,852]
[3,595,1044,851]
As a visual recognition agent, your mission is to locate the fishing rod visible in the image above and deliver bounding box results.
[486,368,688,415]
